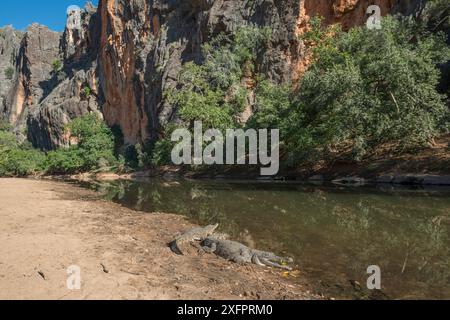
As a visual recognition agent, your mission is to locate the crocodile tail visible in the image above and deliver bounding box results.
[169,241,184,255]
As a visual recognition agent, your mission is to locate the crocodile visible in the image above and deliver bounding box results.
[169,224,219,255]
[201,237,294,271]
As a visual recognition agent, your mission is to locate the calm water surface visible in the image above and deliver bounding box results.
[84,179,450,299]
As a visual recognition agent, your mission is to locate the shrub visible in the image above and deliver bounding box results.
[0,114,119,176]
[0,130,47,176]
[166,26,271,131]
[150,138,175,166]
[45,148,84,174]
[44,113,118,174]
[0,148,47,176]
[0,130,18,151]
[423,0,450,33]
[52,60,62,73]
[66,113,117,171]
[303,16,327,44]
[167,63,235,130]
[4,67,14,80]
[82,86,91,97]
[247,79,292,130]
[0,113,119,176]
[252,16,450,164]
[0,119,13,133]
[303,17,449,158]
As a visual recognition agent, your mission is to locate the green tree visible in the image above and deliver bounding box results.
[1,114,119,176]
[283,16,450,162]
[45,148,84,174]
[46,113,117,174]
[166,26,271,131]
[67,113,116,168]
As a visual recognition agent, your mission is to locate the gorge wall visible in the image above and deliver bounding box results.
[0,0,426,150]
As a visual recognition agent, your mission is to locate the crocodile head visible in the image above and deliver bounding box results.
[200,223,219,239]
[170,223,219,255]
[191,223,219,241]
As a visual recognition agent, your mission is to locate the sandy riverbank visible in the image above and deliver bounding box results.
[0,178,317,300]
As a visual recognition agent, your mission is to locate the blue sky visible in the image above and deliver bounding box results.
[0,0,99,31]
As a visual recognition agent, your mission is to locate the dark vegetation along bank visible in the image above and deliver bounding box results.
[0,0,449,181]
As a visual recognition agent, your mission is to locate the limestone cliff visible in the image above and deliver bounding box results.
[0,0,431,149]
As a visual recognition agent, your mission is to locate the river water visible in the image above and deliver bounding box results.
[83,179,450,300]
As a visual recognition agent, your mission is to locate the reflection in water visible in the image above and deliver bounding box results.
[88,179,450,299]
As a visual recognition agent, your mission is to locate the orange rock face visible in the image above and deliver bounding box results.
[98,0,150,145]
[298,0,397,32]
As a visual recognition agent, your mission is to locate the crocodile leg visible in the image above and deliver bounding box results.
[251,254,266,267]
[190,241,206,255]
[169,241,184,255]
[202,242,217,254]
[258,257,293,271]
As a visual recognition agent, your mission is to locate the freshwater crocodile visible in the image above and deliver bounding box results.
[169,224,219,255]
[201,237,294,270]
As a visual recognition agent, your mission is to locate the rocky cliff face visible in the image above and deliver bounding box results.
[0,26,22,123]
[26,3,104,150]
[0,0,429,149]
[4,24,60,133]
[97,0,308,144]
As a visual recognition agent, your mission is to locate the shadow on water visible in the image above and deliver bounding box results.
[81,178,450,300]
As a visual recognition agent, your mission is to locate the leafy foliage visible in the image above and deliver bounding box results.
[4,66,14,80]
[167,62,235,130]
[47,113,117,174]
[1,114,118,176]
[249,16,450,164]
[0,119,12,131]
[166,26,271,131]
[247,79,292,130]
[52,60,62,73]
[0,129,47,176]
[300,16,449,158]
[150,138,175,166]
[45,148,84,174]
[303,16,327,44]
[0,148,47,176]
[153,26,273,165]
[423,0,450,33]
[82,86,91,98]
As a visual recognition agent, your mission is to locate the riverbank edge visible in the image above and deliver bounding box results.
[44,166,450,187]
